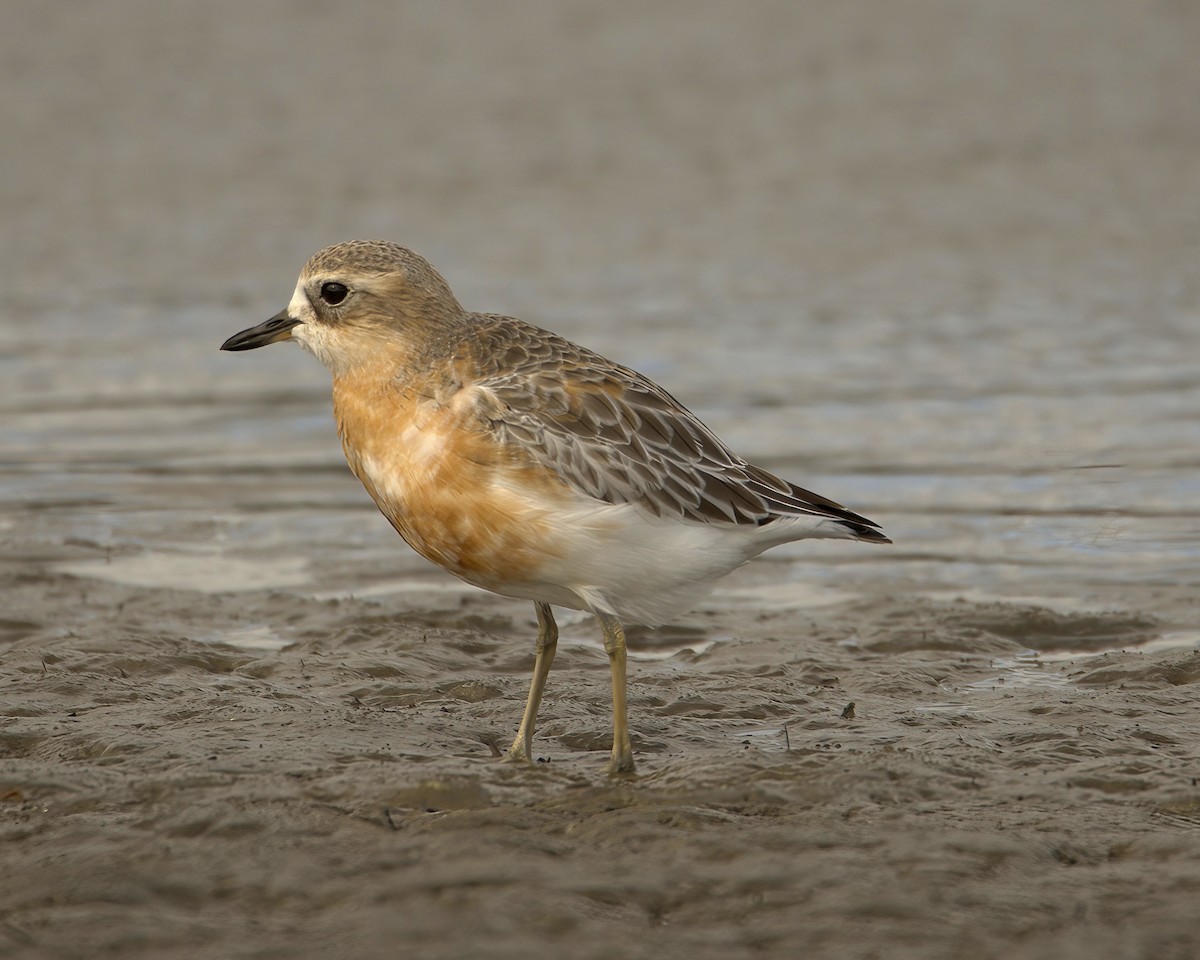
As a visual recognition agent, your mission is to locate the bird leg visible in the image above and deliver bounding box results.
[597,611,635,774]
[506,602,558,763]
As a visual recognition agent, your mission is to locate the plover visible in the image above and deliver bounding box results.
[221,241,889,773]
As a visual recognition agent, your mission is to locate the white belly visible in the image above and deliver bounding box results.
[479,495,763,625]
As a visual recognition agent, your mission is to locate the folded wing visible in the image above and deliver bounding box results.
[463,316,889,541]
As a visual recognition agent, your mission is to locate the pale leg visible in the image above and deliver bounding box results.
[506,602,558,763]
[597,611,635,774]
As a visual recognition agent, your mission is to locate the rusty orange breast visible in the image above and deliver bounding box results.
[331,362,570,586]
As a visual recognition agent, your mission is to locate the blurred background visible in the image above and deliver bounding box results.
[3,0,1198,630]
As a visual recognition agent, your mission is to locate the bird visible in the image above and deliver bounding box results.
[221,240,890,774]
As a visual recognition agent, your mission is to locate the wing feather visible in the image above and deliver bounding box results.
[458,316,885,535]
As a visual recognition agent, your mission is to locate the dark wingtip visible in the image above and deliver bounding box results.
[841,521,892,544]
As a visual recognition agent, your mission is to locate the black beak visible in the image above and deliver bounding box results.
[220,309,301,351]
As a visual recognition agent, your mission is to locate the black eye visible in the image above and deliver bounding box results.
[320,282,348,305]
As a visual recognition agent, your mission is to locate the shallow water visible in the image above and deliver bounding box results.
[3,2,1200,959]
[9,242,1197,637]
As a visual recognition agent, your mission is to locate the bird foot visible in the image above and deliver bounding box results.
[504,739,534,764]
[606,749,636,777]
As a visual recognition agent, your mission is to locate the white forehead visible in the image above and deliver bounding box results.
[287,279,310,318]
[286,279,321,360]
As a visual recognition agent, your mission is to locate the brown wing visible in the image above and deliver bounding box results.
[461,315,886,535]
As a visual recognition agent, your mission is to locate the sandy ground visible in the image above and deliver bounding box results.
[4,1,1200,958]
